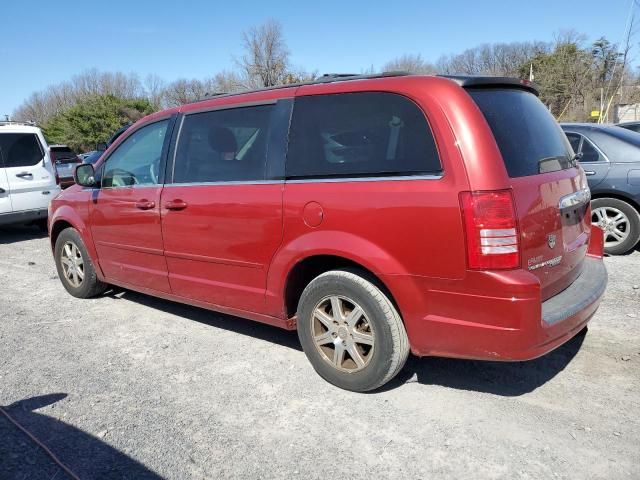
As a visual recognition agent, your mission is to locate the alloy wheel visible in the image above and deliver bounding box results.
[592,206,630,248]
[311,295,375,373]
[60,241,85,288]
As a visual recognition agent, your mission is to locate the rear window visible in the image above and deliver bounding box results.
[50,146,78,162]
[286,92,441,179]
[0,133,44,168]
[468,89,573,177]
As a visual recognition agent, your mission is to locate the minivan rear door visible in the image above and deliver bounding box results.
[468,88,591,300]
[0,131,55,212]
[564,131,611,189]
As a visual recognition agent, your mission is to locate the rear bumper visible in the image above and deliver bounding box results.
[383,226,607,361]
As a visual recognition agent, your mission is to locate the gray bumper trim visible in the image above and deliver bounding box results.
[0,208,48,226]
[542,257,607,326]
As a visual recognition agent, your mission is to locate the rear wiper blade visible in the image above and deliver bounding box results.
[538,155,575,174]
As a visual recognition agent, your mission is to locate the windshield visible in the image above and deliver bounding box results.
[468,88,574,177]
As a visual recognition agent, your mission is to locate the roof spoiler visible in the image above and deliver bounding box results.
[440,75,539,96]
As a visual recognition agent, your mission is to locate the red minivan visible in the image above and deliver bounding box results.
[49,74,607,391]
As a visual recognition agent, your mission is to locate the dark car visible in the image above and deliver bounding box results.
[49,145,82,188]
[561,123,640,254]
[82,124,132,165]
[616,121,640,134]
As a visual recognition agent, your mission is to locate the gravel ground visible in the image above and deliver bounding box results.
[0,224,639,479]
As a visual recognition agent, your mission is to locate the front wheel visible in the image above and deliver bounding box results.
[297,270,409,392]
[54,227,107,298]
[591,198,640,255]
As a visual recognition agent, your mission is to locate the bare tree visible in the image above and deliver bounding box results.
[435,41,549,76]
[144,74,166,110]
[12,70,144,124]
[237,20,290,88]
[383,54,436,74]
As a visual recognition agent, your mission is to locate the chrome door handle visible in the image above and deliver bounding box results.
[584,170,596,176]
[16,172,33,178]
[165,200,188,211]
[135,199,156,210]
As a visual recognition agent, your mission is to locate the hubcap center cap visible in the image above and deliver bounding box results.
[337,326,349,340]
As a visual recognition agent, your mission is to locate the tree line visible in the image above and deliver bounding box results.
[11,20,637,151]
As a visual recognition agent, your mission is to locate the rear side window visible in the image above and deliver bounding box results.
[173,105,273,183]
[0,133,44,168]
[468,89,573,177]
[286,92,441,179]
[580,138,604,163]
[565,133,581,153]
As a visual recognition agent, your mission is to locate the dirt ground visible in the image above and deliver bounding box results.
[1,224,639,479]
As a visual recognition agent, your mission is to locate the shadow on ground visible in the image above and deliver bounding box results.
[115,289,302,351]
[112,288,587,397]
[0,225,47,244]
[385,328,587,396]
[0,394,162,479]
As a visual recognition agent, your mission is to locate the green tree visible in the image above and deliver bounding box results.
[43,94,153,151]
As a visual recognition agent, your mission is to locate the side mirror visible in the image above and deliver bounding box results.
[74,164,97,188]
[96,142,108,152]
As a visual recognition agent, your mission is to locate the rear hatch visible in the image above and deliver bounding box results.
[468,87,591,300]
[51,146,81,178]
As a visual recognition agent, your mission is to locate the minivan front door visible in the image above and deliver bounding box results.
[90,119,172,292]
[161,102,287,313]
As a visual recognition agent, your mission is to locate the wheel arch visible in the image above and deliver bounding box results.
[591,191,640,213]
[49,206,101,275]
[266,230,410,319]
[282,254,402,320]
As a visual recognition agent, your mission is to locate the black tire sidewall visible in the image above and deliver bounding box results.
[54,228,101,298]
[297,272,400,392]
[592,198,640,255]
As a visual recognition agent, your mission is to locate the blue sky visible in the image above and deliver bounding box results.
[1,0,634,116]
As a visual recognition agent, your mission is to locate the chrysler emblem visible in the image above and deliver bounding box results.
[547,234,556,249]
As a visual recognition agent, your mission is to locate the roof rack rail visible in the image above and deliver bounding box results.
[0,120,37,127]
[189,71,412,105]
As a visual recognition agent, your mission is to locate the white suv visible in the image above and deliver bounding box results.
[0,122,61,227]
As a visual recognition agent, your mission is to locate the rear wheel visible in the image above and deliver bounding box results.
[54,228,107,298]
[591,198,640,255]
[297,270,409,392]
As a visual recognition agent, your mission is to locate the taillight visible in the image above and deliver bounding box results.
[460,190,520,270]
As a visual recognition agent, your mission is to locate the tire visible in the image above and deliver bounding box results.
[591,198,640,255]
[296,269,409,392]
[54,227,107,298]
